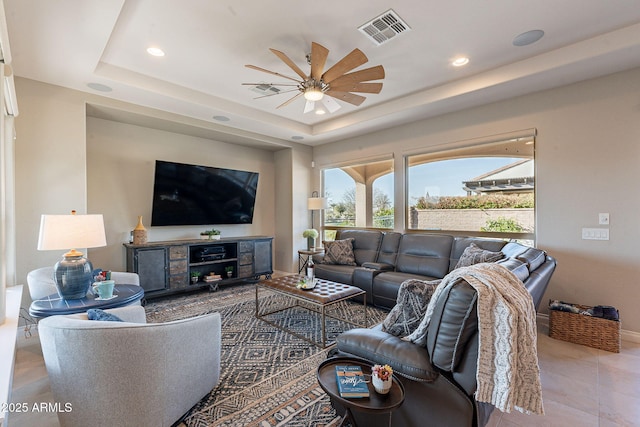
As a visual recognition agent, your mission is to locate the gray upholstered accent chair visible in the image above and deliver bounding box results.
[38,305,221,427]
[27,266,140,300]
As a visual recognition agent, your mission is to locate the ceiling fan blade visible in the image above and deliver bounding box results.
[327,82,383,94]
[241,83,300,86]
[245,65,301,83]
[303,100,315,114]
[310,42,329,80]
[277,92,303,109]
[321,96,341,113]
[253,88,300,99]
[269,48,308,80]
[328,65,385,88]
[321,48,368,83]
[326,91,367,106]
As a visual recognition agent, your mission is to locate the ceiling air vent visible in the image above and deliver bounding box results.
[250,83,281,96]
[358,9,411,46]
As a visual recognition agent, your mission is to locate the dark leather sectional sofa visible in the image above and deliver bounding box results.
[314,229,554,311]
[314,229,556,427]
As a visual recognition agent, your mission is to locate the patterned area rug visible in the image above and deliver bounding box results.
[144,282,388,427]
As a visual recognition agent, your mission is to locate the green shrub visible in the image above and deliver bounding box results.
[481,217,524,232]
[414,194,533,210]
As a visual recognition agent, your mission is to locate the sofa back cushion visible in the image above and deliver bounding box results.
[516,247,547,272]
[496,258,530,282]
[427,279,479,395]
[449,237,506,272]
[336,229,383,265]
[395,234,454,278]
[376,232,402,266]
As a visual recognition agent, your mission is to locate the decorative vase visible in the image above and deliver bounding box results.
[132,216,148,245]
[372,375,392,395]
[307,237,316,250]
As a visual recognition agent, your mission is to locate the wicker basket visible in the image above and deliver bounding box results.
[548,303,620,353]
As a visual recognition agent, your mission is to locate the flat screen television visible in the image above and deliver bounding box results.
[150,160,259,226]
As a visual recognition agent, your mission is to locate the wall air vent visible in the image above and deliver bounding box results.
[250,83,281,96]
[358,9,411,46]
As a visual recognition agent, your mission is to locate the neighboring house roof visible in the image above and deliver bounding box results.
[463,159,534,194]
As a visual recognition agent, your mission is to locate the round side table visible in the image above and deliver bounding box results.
[28,284,145,319]
[317,356,405,427]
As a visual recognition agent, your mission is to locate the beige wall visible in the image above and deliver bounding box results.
[13,78,313,311]
[86,117,277,270]
[315,67,640,333]
[12,67,640,334]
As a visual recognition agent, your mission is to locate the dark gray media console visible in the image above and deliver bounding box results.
[124,236,273,298]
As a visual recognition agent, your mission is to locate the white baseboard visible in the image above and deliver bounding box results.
[0,285,23,427]
[537,312,640,344]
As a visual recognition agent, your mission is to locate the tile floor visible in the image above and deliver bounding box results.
[7,317,640,426]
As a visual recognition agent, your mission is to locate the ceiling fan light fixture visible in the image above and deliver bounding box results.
[304,87,324,101]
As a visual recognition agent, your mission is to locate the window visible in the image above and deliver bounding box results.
[323,158,394,238]
[406,135,535,242]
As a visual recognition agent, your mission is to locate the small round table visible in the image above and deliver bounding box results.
[317,356,405,427]
[298,249,323,273]
[28,284,145,319]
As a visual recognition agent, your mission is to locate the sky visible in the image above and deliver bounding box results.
[324,157,518,206]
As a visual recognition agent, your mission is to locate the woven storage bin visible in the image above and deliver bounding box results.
[549,304,620,353]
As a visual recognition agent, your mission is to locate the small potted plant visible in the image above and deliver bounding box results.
[371,364,393,394]
[200,228,221,240]
[190,271,201,284]
[224,265,234,278]
[302,228,319,250]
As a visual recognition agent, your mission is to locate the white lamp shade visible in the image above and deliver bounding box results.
[38,214,107,251]
[307,197,328,210]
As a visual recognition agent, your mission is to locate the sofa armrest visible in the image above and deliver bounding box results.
[336,328,439,382]
[361,262,394,271]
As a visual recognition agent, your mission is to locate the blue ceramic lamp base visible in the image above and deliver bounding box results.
[54,253,94,300]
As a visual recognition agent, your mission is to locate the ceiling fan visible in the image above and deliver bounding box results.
[243,42,385,114]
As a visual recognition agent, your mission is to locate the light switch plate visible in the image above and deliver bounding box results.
[582,228,609,240]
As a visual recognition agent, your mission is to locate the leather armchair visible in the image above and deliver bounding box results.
[38,305,221,427]
[333,256,555,427]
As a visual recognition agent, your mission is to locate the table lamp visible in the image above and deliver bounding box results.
[307,191,328,230]
[37,210,107,300]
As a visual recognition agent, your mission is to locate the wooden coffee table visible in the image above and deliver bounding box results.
[255,274,366,348]
[317,356,405,427]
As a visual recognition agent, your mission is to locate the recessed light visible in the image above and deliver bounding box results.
[291,136,304,140]
[146,47,165,57]
[213,115,230,122]
[452,57,469,67]
[87,82,112,92]
[315,109,326,115]
[513,30,544,47]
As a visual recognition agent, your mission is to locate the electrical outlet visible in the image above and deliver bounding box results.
[598,213,609,225]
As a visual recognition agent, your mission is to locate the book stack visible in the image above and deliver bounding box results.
[335,365,369,398]
[204,273,222,283]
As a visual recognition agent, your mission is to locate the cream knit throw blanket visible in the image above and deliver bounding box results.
[404,263,544,415]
